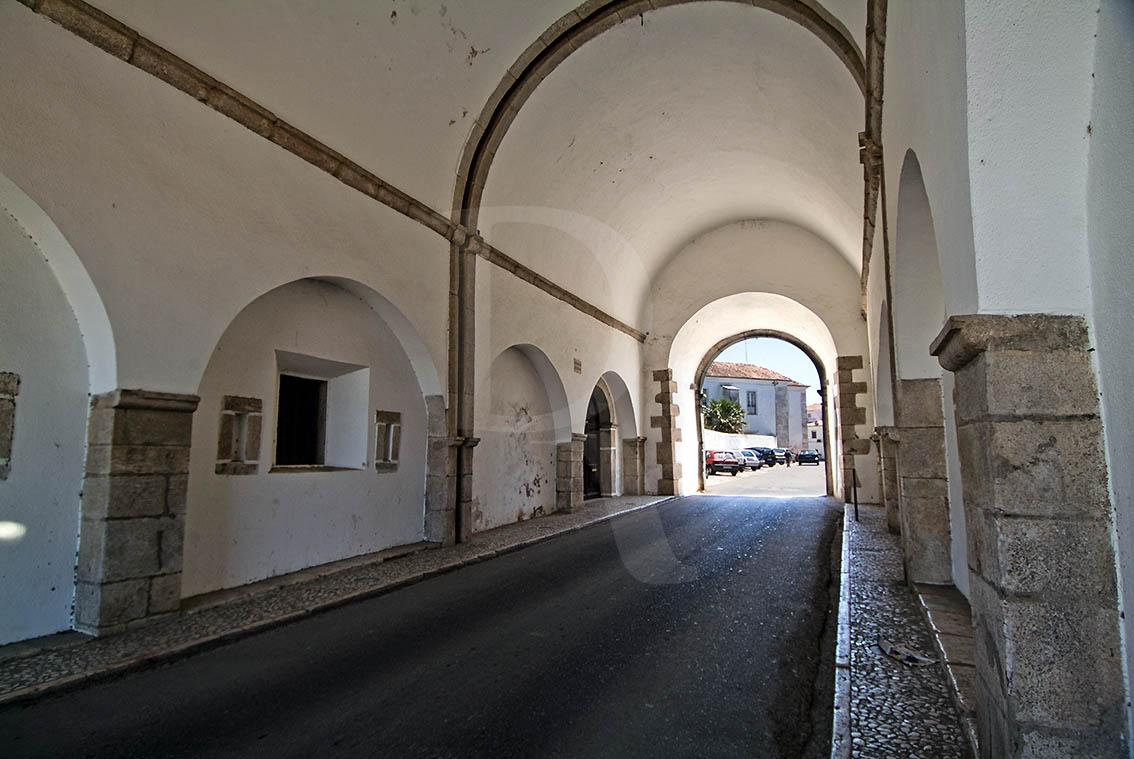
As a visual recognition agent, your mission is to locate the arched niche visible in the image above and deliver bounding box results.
[182,277,433,597]
[474,343,571,531]
[0,187,94,643]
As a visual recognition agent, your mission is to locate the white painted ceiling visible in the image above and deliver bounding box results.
[91,1,865,329]
[479,2,864,324]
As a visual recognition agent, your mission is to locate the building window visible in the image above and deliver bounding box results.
[276,375,327,466]
[811,429,817,440]
[375,410,401,473]
[216,395,263,475]
[747,390,758,415]
[721,385,739,404]
[272,351,370,471]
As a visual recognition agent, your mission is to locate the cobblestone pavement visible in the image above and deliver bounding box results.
[846,505,972,758]
[0,495,668,704]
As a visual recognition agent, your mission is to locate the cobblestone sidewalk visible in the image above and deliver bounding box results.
[845,505,972,758]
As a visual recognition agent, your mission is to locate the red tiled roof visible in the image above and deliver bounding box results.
[806,403,822,412]
[706,361,808,387]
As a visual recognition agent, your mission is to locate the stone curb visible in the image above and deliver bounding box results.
[0,496,674,708]
[830,504,853,759]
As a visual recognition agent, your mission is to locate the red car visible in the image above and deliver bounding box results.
[705,450,740,476]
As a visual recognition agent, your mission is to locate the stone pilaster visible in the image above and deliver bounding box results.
[556,433,586,513]
[650,368,681,495]
[774,384,789,445]
[622,436,646,496]
[932,314,1125,758]
[423,394,456,545]
[876,426,901,535]
[799,391,807,451]
[894,378,951,583]
[76,389,199,635]
[598,423,617,496]
[837,355,870,501]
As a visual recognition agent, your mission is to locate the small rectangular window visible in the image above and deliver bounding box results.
[275,374,327,466]
[216,395,263,475]
[721,385,739,404]
[746,390,758,415]
[0,372,19,481]
[375,410,401,473]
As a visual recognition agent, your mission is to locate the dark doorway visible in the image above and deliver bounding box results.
[583,385,611,499]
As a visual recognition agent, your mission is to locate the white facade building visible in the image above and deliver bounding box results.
[702,361,808,449]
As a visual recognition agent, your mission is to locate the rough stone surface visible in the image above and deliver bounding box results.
[896,378,944,428]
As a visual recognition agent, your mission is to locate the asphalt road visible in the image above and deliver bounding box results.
[1,495,843,759]
[704,460,828,498]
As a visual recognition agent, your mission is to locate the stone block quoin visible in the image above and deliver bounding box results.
[77,389,199,635]
[556,433,586,513]
[650,368,680,495]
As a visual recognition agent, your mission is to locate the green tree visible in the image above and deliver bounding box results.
[703,398,745,434]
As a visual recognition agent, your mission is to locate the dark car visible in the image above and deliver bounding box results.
[749,447,777,466]
[797,449,821,465]
[772,448,789,464]
[705,450,740,476]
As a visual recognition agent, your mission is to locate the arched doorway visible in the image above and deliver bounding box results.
[583,382,614,499]
[692,330,833,496]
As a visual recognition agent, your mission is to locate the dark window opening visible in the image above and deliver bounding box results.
[275,374,326,465]
[746,390,758,415]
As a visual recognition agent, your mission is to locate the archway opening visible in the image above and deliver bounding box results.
[583,383,614,500]
[695,334,830,498]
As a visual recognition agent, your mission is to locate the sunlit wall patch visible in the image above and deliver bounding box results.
[0,521,27,542]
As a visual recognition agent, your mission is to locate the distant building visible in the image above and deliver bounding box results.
[805,403,824,449]
[702,362,808,449]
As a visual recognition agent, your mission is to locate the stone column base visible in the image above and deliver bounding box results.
[76,389,199,635]
[650,369,681,495]
[894,378,951,583]
[622,436,646,495]
[876,427,901,534]
[556,433,585,513]
[933,314,1125,757]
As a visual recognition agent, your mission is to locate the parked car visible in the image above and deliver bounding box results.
[749,447,777,466]
[738,450,762,470]
[797,449,821,465]
[705,450,740,476]
[772,448,789,464]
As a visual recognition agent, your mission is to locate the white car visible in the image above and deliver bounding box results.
[738,450,762,470]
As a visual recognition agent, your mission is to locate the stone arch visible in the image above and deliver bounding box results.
[584,379,615,499]
[891,149,967,590]
[692,330,834,497]
[664,292,844,497]
[0,179,94,643]
[0,172,115,392]
[473,343,572,532]
[453,0,865,228]
[182,277,440,597]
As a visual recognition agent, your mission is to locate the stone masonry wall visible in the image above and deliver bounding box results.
[622,436,646,496]
[933,314,1126,758]
[556,433,585,513]
[894,378,951,583]
[837,355,869,501]
[76,389,199,635]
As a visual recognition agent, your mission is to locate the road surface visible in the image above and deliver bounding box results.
[2,495,842,759]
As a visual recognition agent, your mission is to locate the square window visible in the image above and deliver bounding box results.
[275,374,327,466]
[375,410,401,473]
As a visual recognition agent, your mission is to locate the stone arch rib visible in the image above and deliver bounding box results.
[453,0,867,228]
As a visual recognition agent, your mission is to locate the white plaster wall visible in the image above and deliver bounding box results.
[0,207,88,643]
[475,258,645,445]
[893,153,947,379]
[473,348,558,531]
[183,280,427,597]
[964,0,1098,315]
[882,2,978,316]
[1086,0,1134,737]
[93,0,577,215]
[0,5,447,398]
